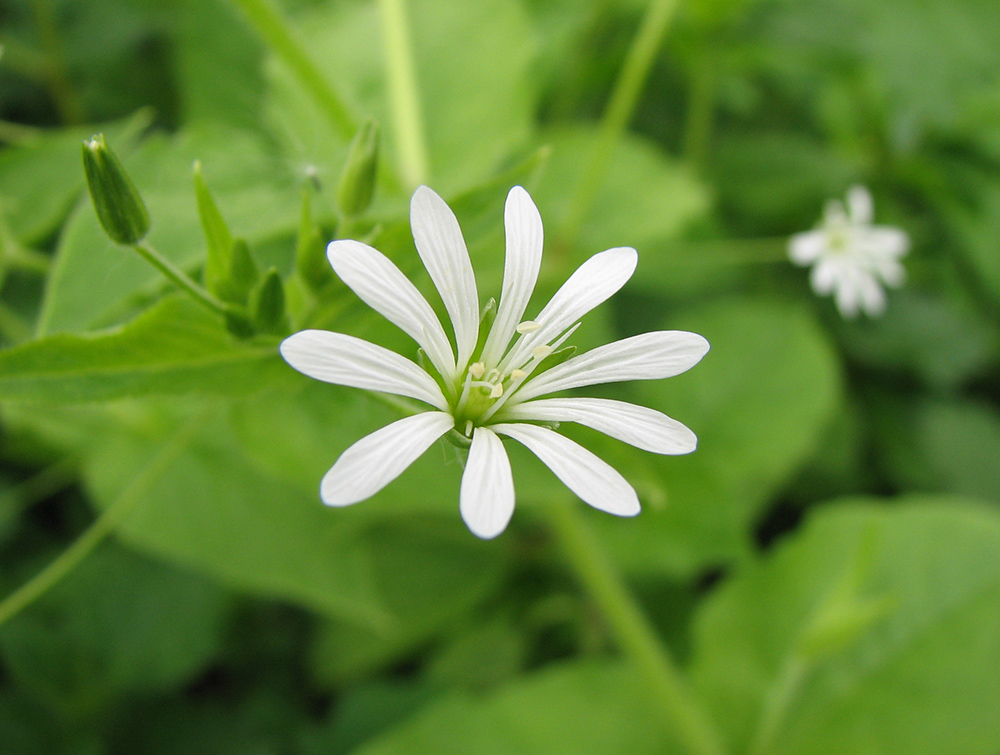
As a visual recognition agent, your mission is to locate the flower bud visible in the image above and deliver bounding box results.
[250,267,289,335]
[82,134,150,245]
[336,120,379,218]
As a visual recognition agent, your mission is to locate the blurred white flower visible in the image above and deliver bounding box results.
[281,186,709,538]
[789,186,909,318]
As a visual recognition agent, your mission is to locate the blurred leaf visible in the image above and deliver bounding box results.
[691,498,1000,755]
[0,543,230,716]
[0,295,284,404]
[531,125,709,259]
[597,296,841,576]
[39,126,299,335]
[0,111,150,246]
[352,661,682,754]
[263,0,539,196]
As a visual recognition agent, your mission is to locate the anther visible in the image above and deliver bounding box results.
[489,383,504,398]
[516,320,541,334]
[532,345,552,360]
[510,369,526,380]
[469,362,486,379]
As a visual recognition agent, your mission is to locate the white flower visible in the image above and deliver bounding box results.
[789,185,909,318]
[280,186,709,539]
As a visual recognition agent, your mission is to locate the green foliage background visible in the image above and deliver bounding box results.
[1,0,999,752]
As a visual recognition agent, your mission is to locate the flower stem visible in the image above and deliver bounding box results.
[0,415,206,628]
[377,0,430,189]
[546,497,726,755]
[558,0,681,250]
[228,0,356,140]
[132,241,232,319]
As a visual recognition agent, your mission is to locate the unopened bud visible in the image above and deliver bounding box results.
[336,120,379,218]
[82,134,150,245]
[250,267,288,335]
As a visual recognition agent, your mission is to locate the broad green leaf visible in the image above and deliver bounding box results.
[530,126,709,261]
[691,498,1000,755]
[352,661,681,754]
[0,111,150,245]
[596,296,841,576]
[0,295,285,404]
[0,543,230,715]
[39,125,299,335]
[263,0,538,197]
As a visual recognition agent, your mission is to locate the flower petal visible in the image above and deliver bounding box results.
[513,330,710,402]
[327,239,456,379]
[280,330,448,410]
[410,186,480,371]
[492,423,639,516]
[460,427,515,539]
[862,227,909,259]
[481,186,544,368]
[501,397,697,454]
[847,185,874,225]
[321,412,453,506]
[789,230,826,265]
[503,247,638,372]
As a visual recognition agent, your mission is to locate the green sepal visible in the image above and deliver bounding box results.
[250,268,289,335]
[223,308,255,340]
[475,298,497,358]
[81,133,150,245]
[445,427,473,450]
[193,160,234,299]
[295,187,332,292]
[336,120,380,218]
[229,239,260,298]
[533,345,577,376]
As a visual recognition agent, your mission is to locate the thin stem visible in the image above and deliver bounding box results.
[377,0,430,189]
[132,241,232,319]
[681,62,715,170]
[0,415,206,627]
[228,0,356,140]
[748,656,809,755]
[558,0,682,250]
[546,497,727,755]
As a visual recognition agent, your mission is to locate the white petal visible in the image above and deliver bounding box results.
[862,227,909,258]
[492,423,639,517]
[847,185,874,225]
[832,270,862,318]
[460,427,515,539]
[502,397,697,454]
[514,330,710,402]
[480,186,544,368]
[789,230,827,265]
[280,330,449,410]
[410,186,479,371]
[856,273,887,317]
[327,239,456,379]
[321,412,453,506]
[810,258,840,295]
[503,247,638,371]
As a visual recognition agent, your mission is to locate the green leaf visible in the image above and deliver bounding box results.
[690,498,1000,755]
[351,662,681,754]
[596,296,841,576]
[39,125,299,335]
[0,295,285,404]
[0,111,151,246]
[262,0,539,196]
[0,543,230,715]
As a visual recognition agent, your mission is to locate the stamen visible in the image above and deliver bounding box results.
[516,320,541,334]
[510,368,526,380]
[468,362,486,379]
[465,420,473,436]
[489,383,504,398]
[532,345,552,360]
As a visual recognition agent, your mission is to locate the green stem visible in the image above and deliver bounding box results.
[681,62,715,170]
[748,656,809,755]
[546,497,727,755]
[228,0,356,140]
[0,416,205,627]
[132,241,232,319]
[377,0,430,189]
[559,0,682,250]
